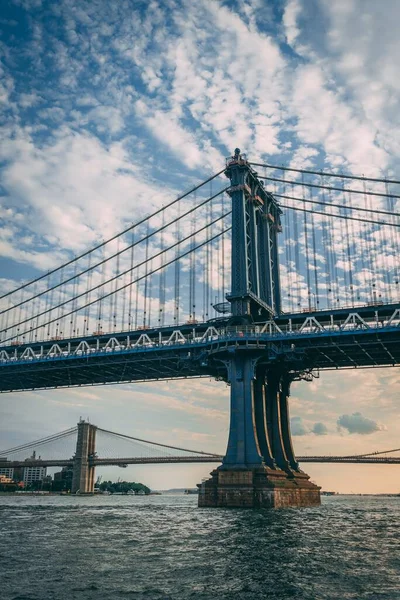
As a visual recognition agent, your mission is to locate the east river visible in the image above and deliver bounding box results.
[0,494,399,600]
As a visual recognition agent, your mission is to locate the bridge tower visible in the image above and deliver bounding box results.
[226,147,282,321]
[198,149,320,508]
[71,419,97,494]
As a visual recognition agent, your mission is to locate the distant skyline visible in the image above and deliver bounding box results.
[0,0,399,493]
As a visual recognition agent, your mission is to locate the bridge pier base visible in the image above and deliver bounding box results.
[198,355,320,508]
[198,467,319,508]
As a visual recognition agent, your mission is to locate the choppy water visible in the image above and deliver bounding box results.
[0,494,399,600]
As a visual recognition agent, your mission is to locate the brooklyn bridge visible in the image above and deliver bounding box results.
[1,419,400,496]
[0,149,399,507]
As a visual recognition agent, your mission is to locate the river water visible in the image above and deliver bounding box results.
[0,494,399,600]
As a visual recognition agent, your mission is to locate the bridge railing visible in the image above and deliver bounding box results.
[0,307,399,364]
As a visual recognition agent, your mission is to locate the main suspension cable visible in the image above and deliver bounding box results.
[249,162,400,186]
[0,427,77,456]
[2,225,231,343]
[0,168,226,301]
[0,187,229,317]
[259,175,400,200]
[279,204,400,227]
[97,427,221,456]
[272,192,400,217]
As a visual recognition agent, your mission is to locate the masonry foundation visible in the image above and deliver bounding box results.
[198,468,321,509]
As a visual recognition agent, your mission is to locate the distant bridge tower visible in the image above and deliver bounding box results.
[71,419,97,494]
[199,149,320,508]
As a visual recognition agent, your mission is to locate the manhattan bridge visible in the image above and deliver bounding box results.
[0,149,399,507]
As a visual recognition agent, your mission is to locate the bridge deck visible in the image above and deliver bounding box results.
[1,455,400,468]
[0,304,399,392]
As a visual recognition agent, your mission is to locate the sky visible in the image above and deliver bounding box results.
[0,0,399,493]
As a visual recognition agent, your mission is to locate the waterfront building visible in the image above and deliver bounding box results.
[22,452,47,485]
[0,475,13,484]
[53,466,73,491]
[23,465,47,484]
[0,459,14,479]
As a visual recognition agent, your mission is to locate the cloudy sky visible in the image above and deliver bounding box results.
[0,0,399,493]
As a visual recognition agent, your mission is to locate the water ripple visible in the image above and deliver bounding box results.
[0,495,399,600]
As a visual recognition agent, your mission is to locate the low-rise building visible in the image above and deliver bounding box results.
[0,474,13,484]
[0,458,14,479]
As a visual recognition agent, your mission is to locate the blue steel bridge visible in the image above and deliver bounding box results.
[0,149,399,501]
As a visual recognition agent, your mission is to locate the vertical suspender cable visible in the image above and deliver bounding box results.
[377,182,390,303]
[205,182,211,319]
[309,187,319,309]
[84,257,91,335]
[301,173,311,309]
[121,270,127,332]
[209,180,213,318]
[385,180,399,300]
[143,223,150,328]
[134,259,139,330]
[327,186,340,307]
[158,210,165,327]
[282,172,292,311]
[320,176,332,309]
[363,181,376,303]
[128,231,134,330]
[342,180,354,306]
[148,260,153,328]
[190,191,197,322]
[114,237,120,331]
[293,196,301,309]
[174,202,181,324]
[17,286,24,340]
[97,244,106,333]
[221,192,226,306]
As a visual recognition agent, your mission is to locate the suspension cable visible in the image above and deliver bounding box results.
[278,204,400,227]
[0,187,229,317]
[1,210,231,336]
[0,427,77,456]
[249,162,400,186]
[259,175,400,200]
[97,427,221,456]
[2,225,231,343]
[272,192,400,217]
[345,448,400,458]
[0,169,226,301]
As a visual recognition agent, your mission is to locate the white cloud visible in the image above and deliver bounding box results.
[291,416,309,436]
[283,0,301,47]
[337,412,384,435]
[312,422,328,435]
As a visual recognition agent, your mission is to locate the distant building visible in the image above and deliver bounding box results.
[0,459,14,479]
[23,466,47,484]
[22,451,47,485]
[0,474,13,484]
[53,466,73,491]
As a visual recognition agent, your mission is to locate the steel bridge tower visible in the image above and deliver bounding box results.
[227,148,282,321]
[199,149,320,508]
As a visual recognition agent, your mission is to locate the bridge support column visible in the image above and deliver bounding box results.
[71,420,97,494]
[198,355,320,508]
